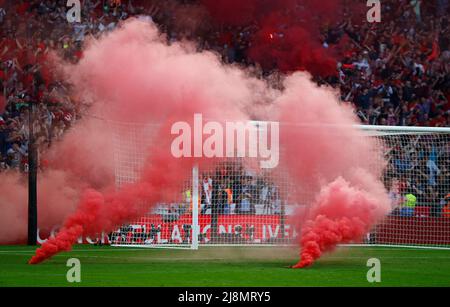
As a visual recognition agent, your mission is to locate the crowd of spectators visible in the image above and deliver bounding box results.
[333,1,450,127]
[197,162,283,216]
[0,0,449,213]
[187,0,450,127]
[0,0,81,172]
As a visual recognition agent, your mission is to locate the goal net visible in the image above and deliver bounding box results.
[110,121,450,249]
[361,125,450,249]
[109,121,199,249]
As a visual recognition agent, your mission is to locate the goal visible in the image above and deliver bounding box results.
[109,121,450,250]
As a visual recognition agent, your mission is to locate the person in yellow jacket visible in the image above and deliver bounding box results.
[400,193,416,217]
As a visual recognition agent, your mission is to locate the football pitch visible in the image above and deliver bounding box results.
[0,245,449,287]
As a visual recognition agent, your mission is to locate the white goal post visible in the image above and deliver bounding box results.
[109,121,450,250]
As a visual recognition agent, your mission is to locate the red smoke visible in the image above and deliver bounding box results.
[30,190,103,264]
[28,18,251,263]
[291,176,389,268]
[27,16,389,265]
[30,116,201,263]
[0,99,115,245]
[200,0,365,76]
[248,23,337,76]
[0,169,85,245]
[29,174,162,263]
[268,73,390,268]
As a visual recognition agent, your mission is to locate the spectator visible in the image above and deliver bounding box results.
[400,193,417,216]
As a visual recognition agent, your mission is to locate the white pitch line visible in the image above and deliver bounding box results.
[0,246,449,255]
[80,256,231,261]
[78,256,450,261]
[2,253,448,261]
[0,248,147,253]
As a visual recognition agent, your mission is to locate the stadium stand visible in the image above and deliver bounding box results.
[0,1,448,217]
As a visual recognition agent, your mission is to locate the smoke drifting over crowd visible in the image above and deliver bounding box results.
[271,73,390,268]
[0,0,389,267]
[200,0,365,75]
[23,18,390,266]
[29,19,254,263]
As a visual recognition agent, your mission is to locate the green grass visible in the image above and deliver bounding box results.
[0,245,449,286]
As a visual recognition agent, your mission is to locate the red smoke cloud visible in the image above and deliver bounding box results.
[268,73,390,267]
[248,23,337,76]
[30,120,199,263]
[200,0,365,75]
[291,175,389,268]
[27,17,389,265]
[0,170,84,245]
[30,170,178,264]
[0,98,115,245]
[29,18,253,263]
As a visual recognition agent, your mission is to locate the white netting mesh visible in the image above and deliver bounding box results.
[110,121,450,249]
[109,121,196,248]
[366,126,450,248]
